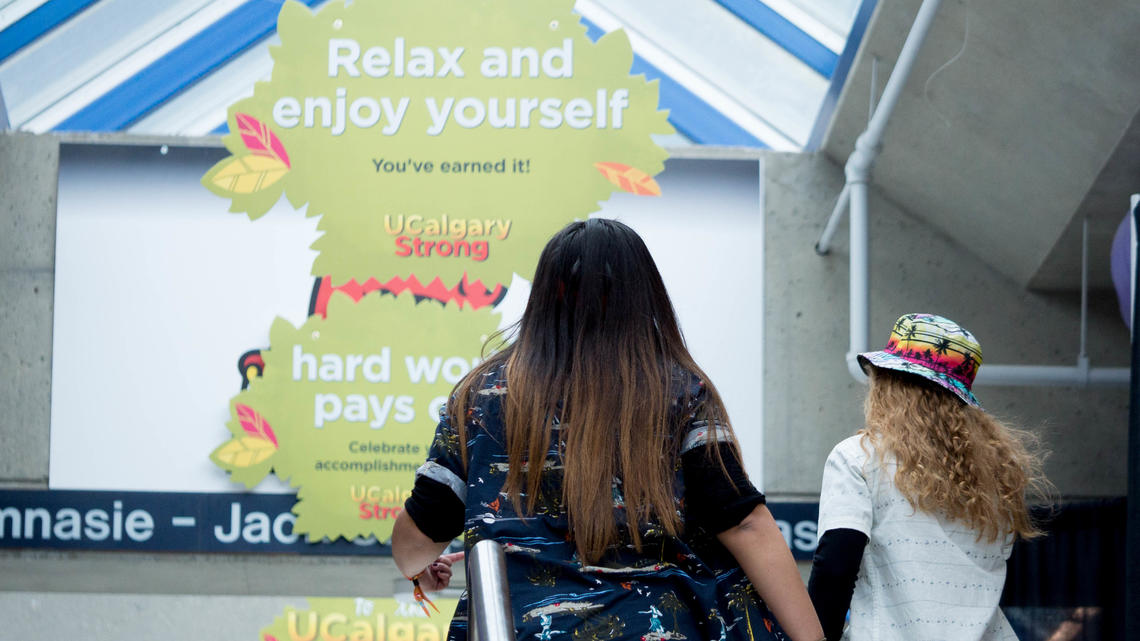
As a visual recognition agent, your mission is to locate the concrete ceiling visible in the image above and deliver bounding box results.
[823,0,1140,292]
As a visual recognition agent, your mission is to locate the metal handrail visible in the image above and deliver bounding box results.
[468,540,516,641]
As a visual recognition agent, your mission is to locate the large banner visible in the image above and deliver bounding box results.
[49,27,766,557]
[201,0,671,543]
[49,150,764,513]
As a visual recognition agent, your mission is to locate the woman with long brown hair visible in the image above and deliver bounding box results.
[393,218,824,641]
[808,313,1048,641]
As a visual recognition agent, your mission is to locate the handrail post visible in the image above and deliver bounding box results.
[468,540,516,641]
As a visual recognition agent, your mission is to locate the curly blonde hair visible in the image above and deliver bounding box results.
[861,366,1049,541]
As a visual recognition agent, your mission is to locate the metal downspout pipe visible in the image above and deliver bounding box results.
[973,216,1127,387]
[817,0,1128,387]
[846,179,871,381]
[817,0,945,380]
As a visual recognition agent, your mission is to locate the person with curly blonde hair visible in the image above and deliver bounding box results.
[807,313,1048,641]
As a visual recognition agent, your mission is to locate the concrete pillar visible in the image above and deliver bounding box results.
[0,132,59,489]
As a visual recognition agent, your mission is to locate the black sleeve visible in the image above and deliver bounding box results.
[807,528,868,641]
[681,442,765,534]
[403,476,466,543]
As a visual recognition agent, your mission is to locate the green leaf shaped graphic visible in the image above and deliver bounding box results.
[205,0,671,290]
[214,292,499,542]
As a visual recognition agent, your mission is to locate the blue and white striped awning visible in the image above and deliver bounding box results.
[0,0,873,149]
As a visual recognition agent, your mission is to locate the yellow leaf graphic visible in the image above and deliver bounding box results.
[593,161,662,196]
[210,155,288,194]
[214,437,277,467]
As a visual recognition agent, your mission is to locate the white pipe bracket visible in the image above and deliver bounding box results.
[845,132,881,183]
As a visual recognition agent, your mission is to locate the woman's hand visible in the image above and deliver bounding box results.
[416,551,465,592]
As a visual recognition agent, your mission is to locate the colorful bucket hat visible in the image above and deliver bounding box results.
[858,313,983,407]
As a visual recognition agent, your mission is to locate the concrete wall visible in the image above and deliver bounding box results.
[0,134,1130,638]
[1,132,56,489]
[0,132,458,639]
[763,152,1130,498]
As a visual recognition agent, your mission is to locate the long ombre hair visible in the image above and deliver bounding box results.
[449,219,734,563]
[862,366,1048,541]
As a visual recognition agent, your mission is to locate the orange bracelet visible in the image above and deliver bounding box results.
[408,571,440,616]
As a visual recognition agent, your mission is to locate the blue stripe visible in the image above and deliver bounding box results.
[580,17,766,148]
[0,0,98,64]
[713,0,838,78]
[804,0,878,150]
[56,0,323,132]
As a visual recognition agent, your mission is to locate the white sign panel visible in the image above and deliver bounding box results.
[49,145,764,492]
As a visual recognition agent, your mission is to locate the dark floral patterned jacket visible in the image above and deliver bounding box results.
[411,364,788,641]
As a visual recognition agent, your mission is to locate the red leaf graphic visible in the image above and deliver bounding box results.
[593,161,661,196]
[236,403,278,447]
[265,636,278,641]
[236,113,291,169]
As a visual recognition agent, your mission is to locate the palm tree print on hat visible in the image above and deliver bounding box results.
[861,313,984,407]
[954,354,978,378]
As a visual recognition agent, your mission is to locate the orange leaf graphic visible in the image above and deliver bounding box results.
[236,403,278,447]
[214,437,276,467]
[236,112,291,168]
[593,162,662,196]
[209,155,288,194]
